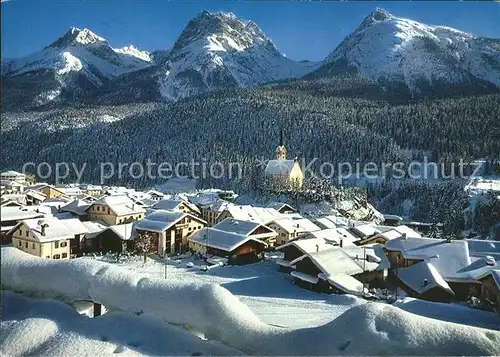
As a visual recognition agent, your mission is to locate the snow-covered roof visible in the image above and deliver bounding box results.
[188,192,221,207]
[266,202,296,212]
[88,195,146,216]
[305,228,358,246]
[134,210,198,233]
[81,220,108,238]
[291,270,319,284]
[151,199,200,214]
[397,261,454,295]
[0,206,45,222]
[350,224,381,238]
[25,190,47,202]
[323,273,364,295]
[466,239,500,261]
[60,199,90,216]
[1,194,27,205]
[385,237,496,282]
[17,217,89,242]
[0,179,23,186]
[213,218,277,239]
[277,236,333,254]
[314,214,349,229]
[108,223,137,241]
[0,170,24,176]
[224,205,282,224]
[188,227,267,252]
[264,159,296,176]
[291,247,364,277]
[269,216,321,234]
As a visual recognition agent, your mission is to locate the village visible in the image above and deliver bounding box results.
[1,139,499,315]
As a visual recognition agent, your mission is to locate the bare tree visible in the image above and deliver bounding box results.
[134,231,155,263]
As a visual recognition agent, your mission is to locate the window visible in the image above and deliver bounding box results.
[46,256,50,259]
[19,229,23,235]
[53,254,60,259]
[54,241,59,249]
[32,243,35,249]
[26,231,28,237]
[25,242,28,248]
[118,219,122,224]
[97,206,100,212]
[60,242,67,247]
[62,253,67,258]
[18,240,22,247]
[198,226,201,229]
[188,227,192,231]
[281,233,286,237]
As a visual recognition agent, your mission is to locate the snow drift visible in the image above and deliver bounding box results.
[2,247,499,356]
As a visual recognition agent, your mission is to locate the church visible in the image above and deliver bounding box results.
[264,129,304,189]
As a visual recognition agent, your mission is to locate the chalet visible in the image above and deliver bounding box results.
[275,237,337,272]
[1,194,27,207]
[0,206,45,244]
[313,213,349,229]
[217,205,282,225]
[145,189,165,201]
[266,202,297,214]
[85,223,135,254]
[198,200,233,226]
[264,129,304,189]
[25,184,67,199]
[10,217,89,259]
[0,170,26,184]
[478,268,500,311]
[60,199,91,220]
[25,190,47,205]
[86,195,146,225]
[302,228,358,247]
[288,244,390,295]
[151,199,201,217]
[134,210,206,254]
[188,227,268,265]
[81,184,104,197]
[348,223,381,240]
[1,180,24,194]
[212,218,278,246]
[355,226,421,246]
[385,237,499,303]
[267,216,321,246]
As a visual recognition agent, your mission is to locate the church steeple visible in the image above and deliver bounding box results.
[275,126,287,160]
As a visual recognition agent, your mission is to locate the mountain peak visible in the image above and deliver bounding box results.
[171,10,273,54]
[359,8,394,28]
[49,27,107,48]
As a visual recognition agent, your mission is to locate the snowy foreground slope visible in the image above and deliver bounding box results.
[2,247,499,356]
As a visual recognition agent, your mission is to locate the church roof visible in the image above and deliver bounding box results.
[264,160,296,176]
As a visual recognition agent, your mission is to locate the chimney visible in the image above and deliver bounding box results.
[315,244,319,252]
[58,205,61,213]
[41,223,48,236]
[340,238,343,248]
[423,279,428,287]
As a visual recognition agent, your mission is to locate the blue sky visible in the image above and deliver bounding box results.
[2,0,499,61]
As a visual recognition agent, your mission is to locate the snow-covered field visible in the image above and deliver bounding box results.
[90,253,363,328]
[2,247,499,356]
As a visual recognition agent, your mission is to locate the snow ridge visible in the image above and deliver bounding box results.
[2,247,499,356]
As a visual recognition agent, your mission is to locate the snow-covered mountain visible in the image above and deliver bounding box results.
[2,27,151,107]
[105,11,319,101]
[313,8,500,94]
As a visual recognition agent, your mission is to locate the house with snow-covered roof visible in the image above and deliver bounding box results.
[25,184,67,199]
[188,227,268,265]
[134,210,206,254]
[386,236,500,303]
[267,216,321,246]
[10,217,89,259]
[86,195,146,225]
[151,199,201,217]
[217,204,282,226]
[0,170,26,184]
[85,222,136,254]
[288,244,390,295]
[212,218,278,246]
[263,128,304,189]
[265,202,297,214]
